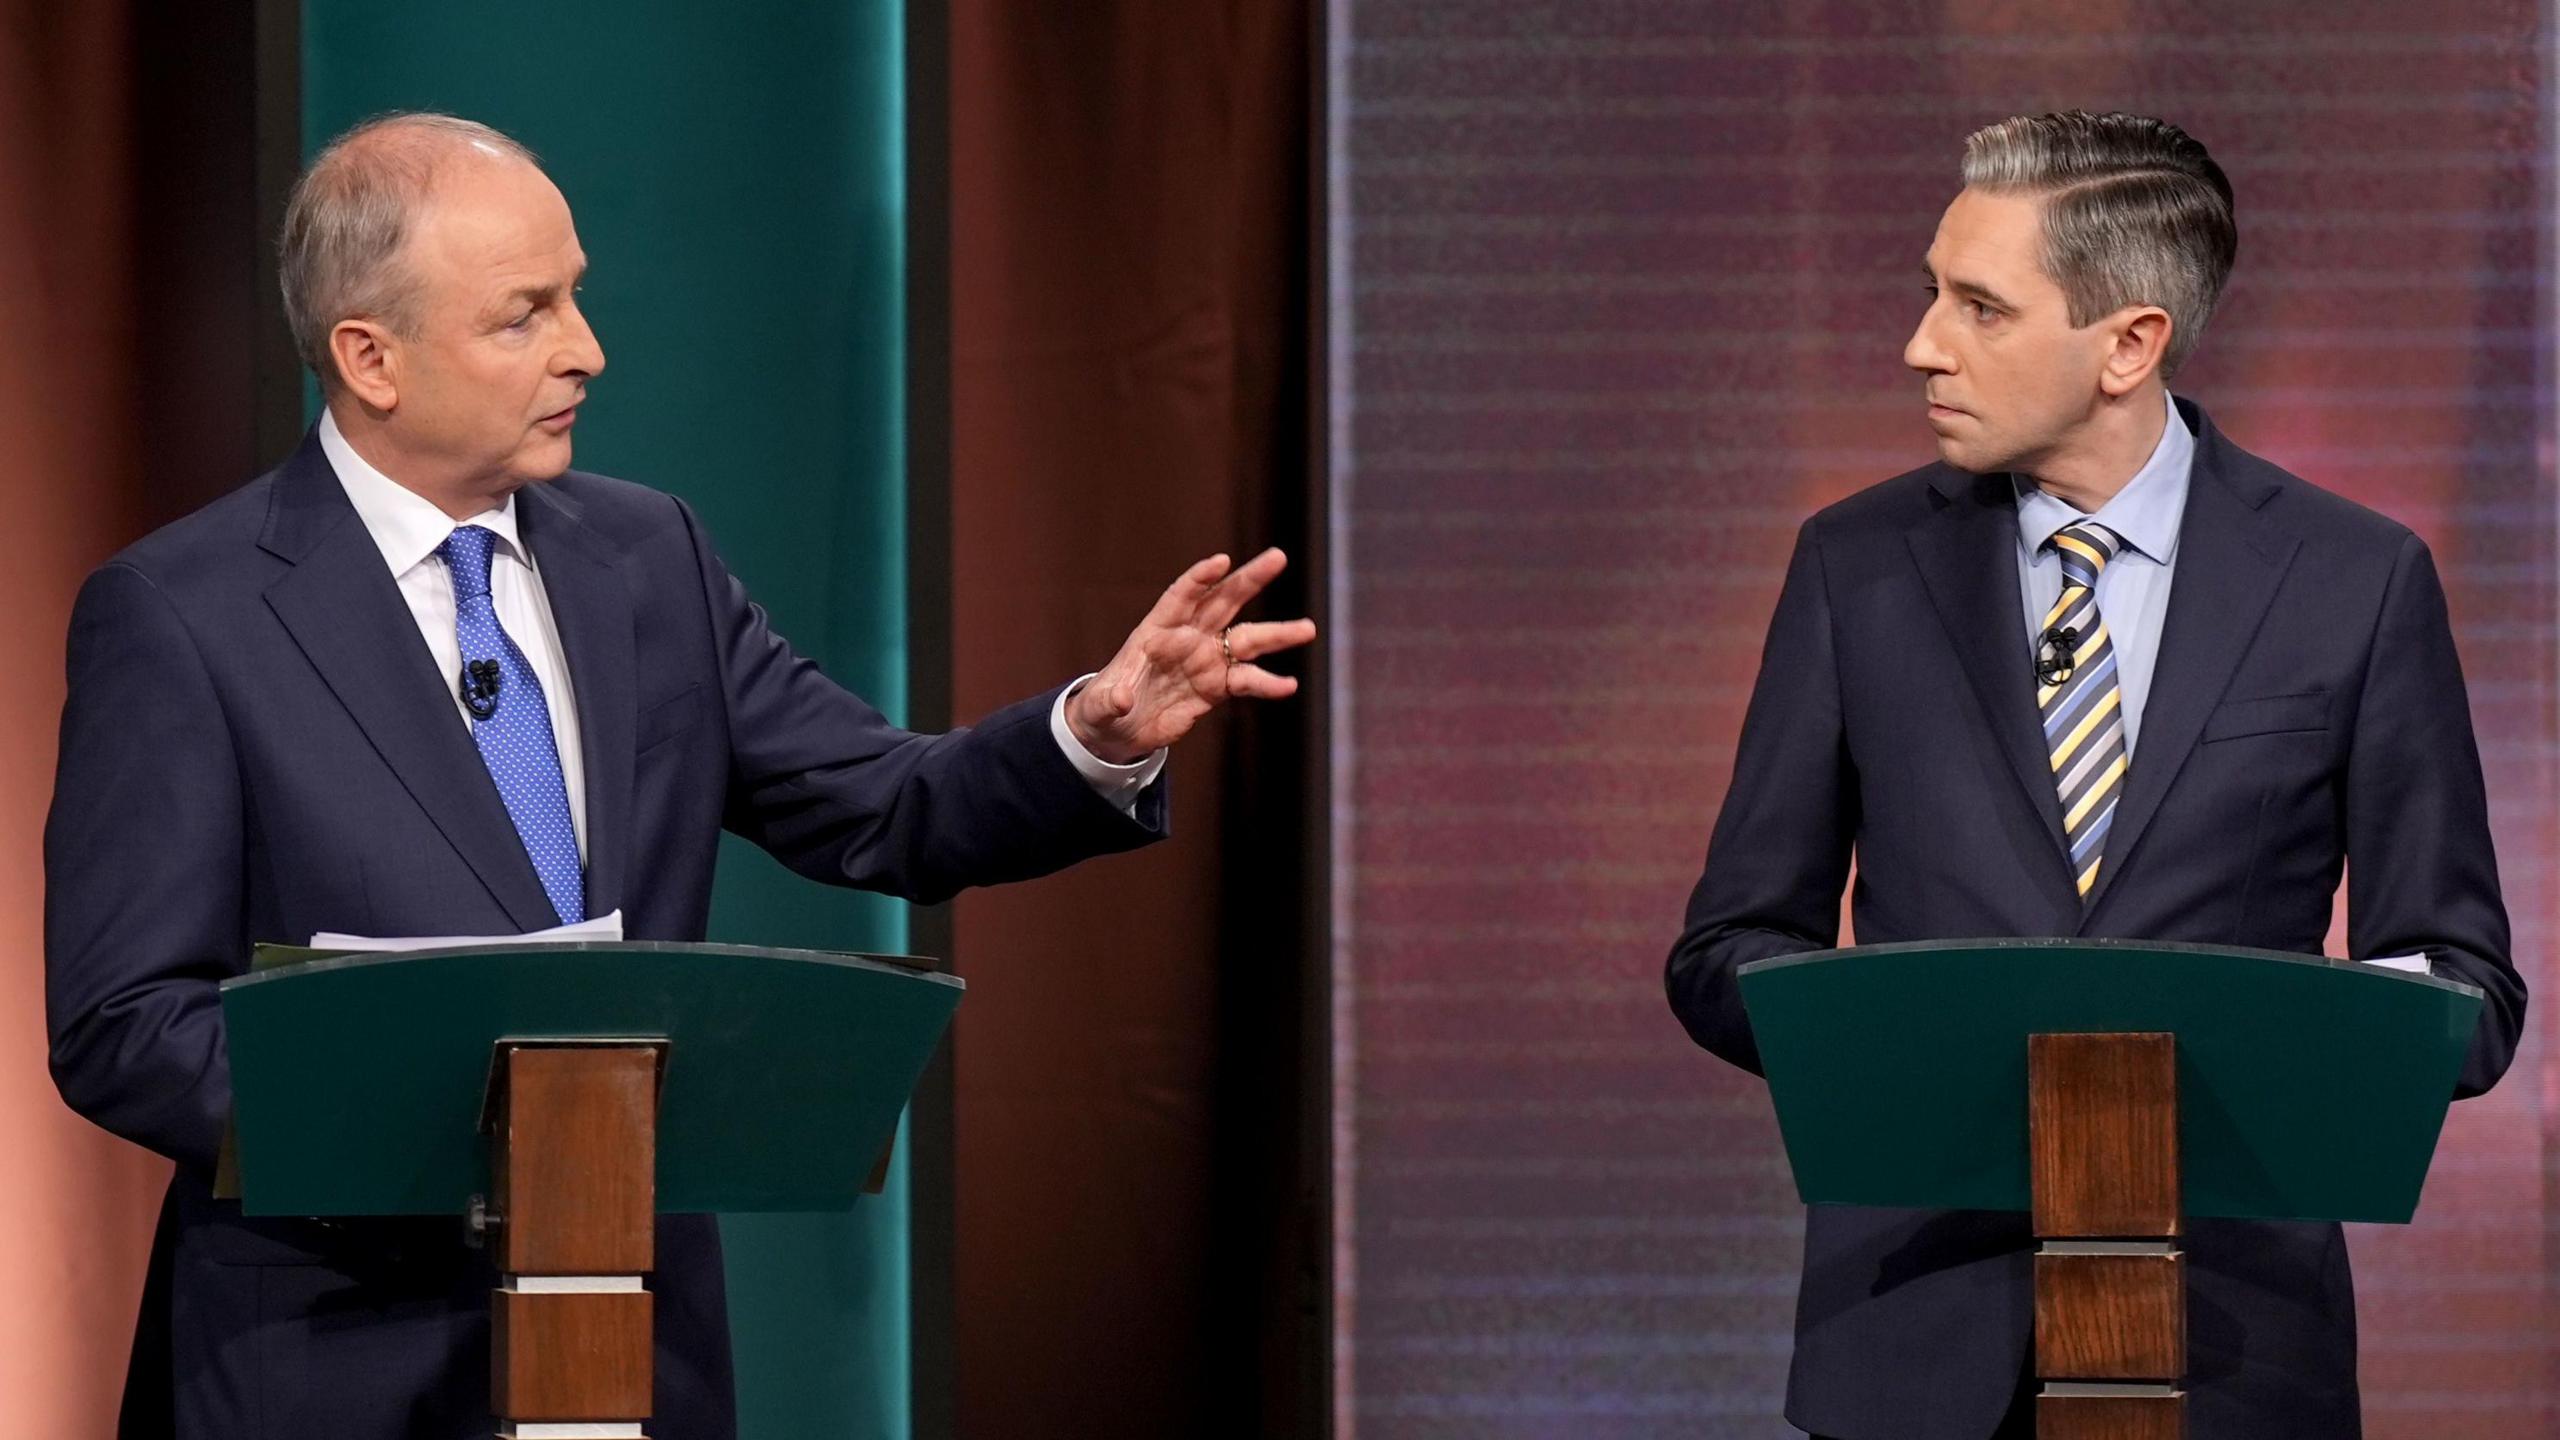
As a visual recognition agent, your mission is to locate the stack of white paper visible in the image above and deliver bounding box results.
[309,909,626,952]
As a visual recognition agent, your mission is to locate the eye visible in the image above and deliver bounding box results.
[1966,299,2000,324]
[504,310,536,332]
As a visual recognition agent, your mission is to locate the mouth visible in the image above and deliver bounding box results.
[536,403,580,431]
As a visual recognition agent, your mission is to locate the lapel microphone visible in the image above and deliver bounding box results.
[2037,624,2080,686]
[461,659,503,720]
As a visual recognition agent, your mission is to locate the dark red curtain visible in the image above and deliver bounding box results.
[946,3,1319,1436]
[0,5,166,1433]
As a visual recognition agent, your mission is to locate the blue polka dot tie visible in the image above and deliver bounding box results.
[440,525,584,925]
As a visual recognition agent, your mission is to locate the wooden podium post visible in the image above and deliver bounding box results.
[2029,1032,2184,1440]
[486,1042,663,1439]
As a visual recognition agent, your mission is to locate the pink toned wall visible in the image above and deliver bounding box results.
[1335,2,2560,1433]
[0,5,171,1433]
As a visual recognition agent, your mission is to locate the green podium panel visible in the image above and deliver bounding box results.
[1737,940,2483,1224]
[220,943,962,1217]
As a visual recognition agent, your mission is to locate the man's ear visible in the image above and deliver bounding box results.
[329,319,401,413]
[2097,306,2172,397]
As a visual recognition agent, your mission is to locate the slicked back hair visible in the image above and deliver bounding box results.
[1961,111,2237,377]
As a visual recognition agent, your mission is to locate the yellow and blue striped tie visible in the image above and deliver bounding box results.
[2040,521,2129,898]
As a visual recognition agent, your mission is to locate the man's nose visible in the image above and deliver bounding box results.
[558,301,607,378]
[1904,306,1953,375]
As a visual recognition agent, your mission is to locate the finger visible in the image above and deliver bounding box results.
[1220,618,1318,663]
[1199,546,1289,629]
[1221,663,1301,701]
[1143,553,1233,628]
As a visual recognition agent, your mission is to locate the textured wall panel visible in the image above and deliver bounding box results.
[1330,5,2559,1435]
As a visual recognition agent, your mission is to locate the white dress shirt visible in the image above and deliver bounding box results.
[320,412,595,857]
[316,410,1162,843]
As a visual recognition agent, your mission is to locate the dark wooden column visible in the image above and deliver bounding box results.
[2029,1032,2186,1440]
[487,1043,661,1438]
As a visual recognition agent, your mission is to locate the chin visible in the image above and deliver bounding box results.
[1928,432,2012,477]
[516,437,576,482]
[1928,434,1978,472]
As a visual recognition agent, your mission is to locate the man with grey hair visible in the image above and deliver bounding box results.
[1667,111,2521,1438]
[46,112,1314,1439]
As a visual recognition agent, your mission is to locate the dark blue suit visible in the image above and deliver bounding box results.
[1666,401,2525,1440]
[46,432,1165,1438]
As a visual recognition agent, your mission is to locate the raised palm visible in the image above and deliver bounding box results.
[1065,547,1318,763]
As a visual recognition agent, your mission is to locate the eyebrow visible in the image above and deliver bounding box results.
[1922,262,2016,313]
[494,261,589,314]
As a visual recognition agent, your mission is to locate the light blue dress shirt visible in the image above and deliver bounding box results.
[2013,393,2194,756]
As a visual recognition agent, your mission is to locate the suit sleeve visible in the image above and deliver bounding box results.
[1664,522,1858,1076]
[2345,532,2525,1099]
[679,500,1165,904]
[45,563,244,1171]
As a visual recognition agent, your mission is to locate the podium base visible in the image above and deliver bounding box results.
[2037,1384,2183,1439]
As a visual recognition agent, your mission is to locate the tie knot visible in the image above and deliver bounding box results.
[439,526,499,600]
[2048,522,2124,586]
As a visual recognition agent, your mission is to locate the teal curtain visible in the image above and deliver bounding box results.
[301,4,913,1435]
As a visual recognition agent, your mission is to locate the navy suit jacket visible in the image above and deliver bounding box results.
[46,432,1165,1439]
[1665,400,2525,1440]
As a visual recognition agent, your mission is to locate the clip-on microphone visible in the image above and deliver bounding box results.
[461,658,503,720]
[2036,624,2080,686]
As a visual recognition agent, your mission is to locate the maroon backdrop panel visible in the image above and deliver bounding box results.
[1329,4,2559,1436]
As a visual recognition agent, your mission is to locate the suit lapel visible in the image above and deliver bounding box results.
[259,433,560,932]
[519,483,636,921]
[1905,472,2077,891]
[2081,418,2296,920]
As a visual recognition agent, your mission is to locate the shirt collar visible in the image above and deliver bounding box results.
[317,408,527,578]
[2014,390,2193,566]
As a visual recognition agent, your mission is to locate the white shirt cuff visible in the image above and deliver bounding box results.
[1050,675,1166,818]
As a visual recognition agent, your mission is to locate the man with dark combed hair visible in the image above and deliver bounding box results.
[1666,111,2522,1439]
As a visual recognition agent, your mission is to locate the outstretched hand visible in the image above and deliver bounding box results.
[1064,547,1319,764]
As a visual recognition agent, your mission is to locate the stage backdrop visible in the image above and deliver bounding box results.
[1328,3,2559,1436]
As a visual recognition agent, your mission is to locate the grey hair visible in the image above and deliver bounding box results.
[1961,111,2237,378]
[277,112,541,388]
